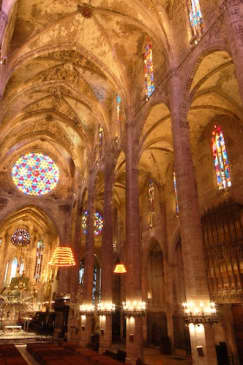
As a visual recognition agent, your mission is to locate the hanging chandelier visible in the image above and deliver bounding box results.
[49,247,76,267]
[11,228,31,247]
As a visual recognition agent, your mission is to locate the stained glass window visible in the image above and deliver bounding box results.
[144,40,155,100]
[188,0,203,40]
[212,125,231,190]
[34,241,44,282]
[173,172,179,216]
[82,210,104,236]
[148,180,155,229]
[79,259,85,285]
[11,228,31,247]
[9,258,18,282]
[116,95,121,121]
[12,152,59,196]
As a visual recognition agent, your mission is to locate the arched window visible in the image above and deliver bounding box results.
[212,125,231,190]
[79,259,85,285]
[173,172,179,216]
[9,258,18,283]
[34,241,44,282]
[4,262,9,284]
[187,0,204,41]
[19,260,24,276]
[148,180,155,229]
[144,39,155,100]
[116,95,121,122]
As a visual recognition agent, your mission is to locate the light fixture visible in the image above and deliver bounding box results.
[80,303,95,314]
[114,258,127,274]
[122,300,146,316]
[48,247,76,267]
[97,302,115,314]
[182,301,218,325]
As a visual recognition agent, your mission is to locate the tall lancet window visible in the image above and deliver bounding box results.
[212,125,231,190]
[144,39,155,100]
[34,240,44,282]
[173,172,179,216]
[188,0,204,41]
[116,95,121,122]
[148,180,155,229]
[98,125,104,157]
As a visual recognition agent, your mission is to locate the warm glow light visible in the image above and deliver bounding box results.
[114,263,127,274]
[182,301,217,316]
[97,302,115,312]
[122,300,146,313]
[48,247,76,267]
[80,304,95,313]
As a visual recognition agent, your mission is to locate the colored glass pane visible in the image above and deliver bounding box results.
[148,181,155,229]
[173,172,179,215]
[188,0,203,39]
[212,126,231,190]
[11,228,31,247]
[116,95,121,121]
[144,41,155,100]
[82,210,104,236]
[12,152,59,196]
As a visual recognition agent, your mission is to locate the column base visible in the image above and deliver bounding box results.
[99,315,112,354]
[79,315,93,348]
[126,316,143,365]
[189,323,217,365]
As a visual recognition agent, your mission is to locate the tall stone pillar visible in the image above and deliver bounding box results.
[99,158,115,353]
[80,172,96,347]
[67,170,84,343]
[125,122,143,364]
[53,203,73,340]
[169,72,218,365]
[225,0,243,102]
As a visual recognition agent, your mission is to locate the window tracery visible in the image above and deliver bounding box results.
[12,153,59,196]
[82,210,104,236]
[212,125,231,190]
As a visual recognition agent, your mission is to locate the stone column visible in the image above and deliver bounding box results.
[125,122,143,364]
[67,170,84,343]
[53,203,73,340]
[79,172,96,347]
[169,72,218,365]
[225,0,243,102]
[99,158,115,353]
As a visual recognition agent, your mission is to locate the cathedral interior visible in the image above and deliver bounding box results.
[0,0,242,364]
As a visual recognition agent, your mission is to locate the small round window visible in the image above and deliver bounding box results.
[12,152,59,196]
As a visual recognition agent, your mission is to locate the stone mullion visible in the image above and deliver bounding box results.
[225,0,243,102]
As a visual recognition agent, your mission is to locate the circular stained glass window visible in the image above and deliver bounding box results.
[11,228,31,247]
[82,211,103,236]
[12,153,59,196]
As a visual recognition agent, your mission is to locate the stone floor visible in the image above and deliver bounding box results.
[144,348,192,365]
[14,345,192,365]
